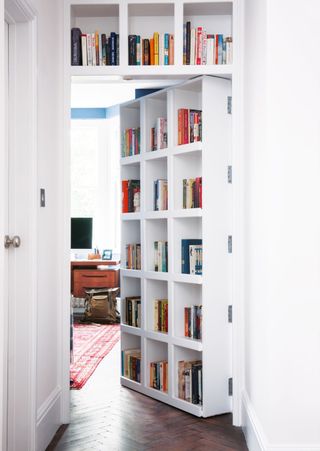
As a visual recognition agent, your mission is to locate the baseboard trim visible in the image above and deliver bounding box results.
[242,391,320,451]
[36,386,62,451]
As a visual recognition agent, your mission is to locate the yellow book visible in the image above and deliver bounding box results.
[153,32,159,65]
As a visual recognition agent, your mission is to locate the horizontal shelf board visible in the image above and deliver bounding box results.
[121,155,141,165]
[145,330,169,343]
[144,210,169,219]
[120,376,142,388]
[70,64,233,78]
[172,336,203,352]
[171,396,203,417]
[173,142,202,156]
[121,324,142,336]
[121,212,141,221]
[144,271,169,281]
[173,274,203,284]
[144,150,168,161]
[172,208,202,218]
[121,269,143,278]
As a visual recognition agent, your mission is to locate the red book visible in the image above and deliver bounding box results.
[150,38,155,65]
[199,177,202,208]
[183,109,189,144]
[215,34,219,64]
[196,27,203,65]
[122,180,129,213]
[178,108,184,145]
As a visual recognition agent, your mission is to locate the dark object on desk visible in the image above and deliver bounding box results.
[83,287,120,324]
[102,249,113,260]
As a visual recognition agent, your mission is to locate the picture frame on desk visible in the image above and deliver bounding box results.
[102,249,113,260]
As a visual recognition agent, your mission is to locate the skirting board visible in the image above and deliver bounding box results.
[242,391,320,451]
[36,386,62,451]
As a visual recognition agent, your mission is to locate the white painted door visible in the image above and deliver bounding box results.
[5,18,37,451]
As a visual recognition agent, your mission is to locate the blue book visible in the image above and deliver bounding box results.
[181,239,202,274]
[111,32,116,65]
[164,33,169,65]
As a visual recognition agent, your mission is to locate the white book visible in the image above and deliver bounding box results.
[87,33,93,66]
[159,33,164,65]
[99,34,103,65]
[81,34,87,66]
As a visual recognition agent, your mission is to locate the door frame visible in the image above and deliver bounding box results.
[1,0,38,449]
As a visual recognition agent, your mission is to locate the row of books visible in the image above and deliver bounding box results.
[124,296,141,328]
[154,240,168,272]
[183,22,232,65]
[121,127,141,157]
[122,179,140,213]
[178,109,202,145]
[154,299,168,333]
[150,360,168,392]
[128,33,174,65]
[184,305,202,340]
[154,179,168,211]
[151,117,167,151]
[71,28,119,66]
[121,349,141,382]
[183,177,202,209]
[126,243,141,270]
[178,360,202,405]
[181,239,203,275]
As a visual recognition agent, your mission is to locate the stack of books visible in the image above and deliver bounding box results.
[178,360,202,404]
[126,243,141,270]
[154,179,168,211]
[128,33,174,65]
[183,21,232,65]
[154,299,168,333]
[124,296,141,328]
[121,349,141,382]
[71,28,120,66]
[122,180,140,213]
[151,117,167,151]
[183,177,202,209]
[154,241,168,272]
[177,109,202,145]
[150,360,168,392]
[121,127,141,157]
[184,305,202,339]
[181,239,202,275]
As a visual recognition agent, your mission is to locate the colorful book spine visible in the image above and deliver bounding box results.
[122,349,141,382]
[178,360,202,404]
[121,127,141,157]
[126,244,141,270]
[154,299,168,333]
[150,360,168,392]
[181,239,202,274]
[184,305,202,339]
[124,297,141,327]
[177,109,202,145]
[154,241,168,272]
[122,180,140,213]
[183,177,202,209]
[154,179,168,211]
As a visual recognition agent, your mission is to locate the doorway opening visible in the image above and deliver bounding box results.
[69,77,178,393]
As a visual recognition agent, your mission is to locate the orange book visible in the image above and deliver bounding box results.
[169,34,174,65]
[153,32,159,65]
[178,109,184,145]
[150,38,155,65]
[95,31,99,65]
[184,307,189,337]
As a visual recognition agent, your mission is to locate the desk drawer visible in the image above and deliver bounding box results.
[73,270,119,297]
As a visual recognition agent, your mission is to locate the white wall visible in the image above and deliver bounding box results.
[243,0,320,448]
[32,0,65,449]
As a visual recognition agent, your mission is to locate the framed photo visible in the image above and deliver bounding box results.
[102,249,113,260]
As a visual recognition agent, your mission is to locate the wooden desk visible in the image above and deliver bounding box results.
[71,260,120,298]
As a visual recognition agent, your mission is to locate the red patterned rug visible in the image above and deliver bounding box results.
[70,323,120,389]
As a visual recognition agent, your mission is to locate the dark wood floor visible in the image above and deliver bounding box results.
[47,343,248,451]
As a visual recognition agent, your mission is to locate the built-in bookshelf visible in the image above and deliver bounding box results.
[66,0,235,76]
[120,76,232,417]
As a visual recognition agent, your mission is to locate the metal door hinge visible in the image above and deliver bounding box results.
[227,96,232,114]
[228,305,233,323]
[228,235,232,254]
[228,378,233,396]
[228,165,232,184]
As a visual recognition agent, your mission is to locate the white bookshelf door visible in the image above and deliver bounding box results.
[202,76,232,417]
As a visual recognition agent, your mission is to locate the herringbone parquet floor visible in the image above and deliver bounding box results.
[47,343,248,451]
